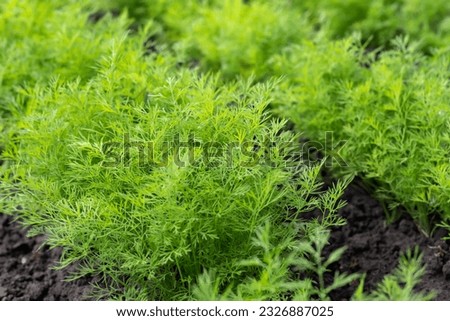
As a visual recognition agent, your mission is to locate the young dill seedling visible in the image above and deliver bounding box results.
[353,247,435,301]
[192,222,358,301]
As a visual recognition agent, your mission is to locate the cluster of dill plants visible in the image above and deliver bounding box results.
[1,0,448,300]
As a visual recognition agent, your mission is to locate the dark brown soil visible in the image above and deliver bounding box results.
[0,215,94,301]
[326,182,450,300]
[1,181,449,300]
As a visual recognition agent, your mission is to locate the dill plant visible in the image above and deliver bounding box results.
[171,0,315,79]
[192,223,359,300]
[0,33,355,299]
[274,37,450,234]
[353,248,434,301]
[0,0,137,157]
[99,0,316,79]
[193,227,433,301]
[0,0,130,116]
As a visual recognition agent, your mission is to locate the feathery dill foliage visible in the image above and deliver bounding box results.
[194,229,432,301]
[1,34,354,299]
[93,0,450,239]
[193,224,359,300]
[274,37,450,234]
[0,0,138,160]
[171,0,315,79]
[0,0,130,118]
[99,0,317,80]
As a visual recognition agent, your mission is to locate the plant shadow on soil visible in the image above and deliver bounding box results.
[0,179,449,300]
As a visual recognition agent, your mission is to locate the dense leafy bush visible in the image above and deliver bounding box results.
[0,34,358,299]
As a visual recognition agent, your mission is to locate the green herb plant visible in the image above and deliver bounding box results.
[0,0,136,155]
[193,223,359,301]
[1,33,355,299]
[171,0,315,79]
[97,0,317,80]
[274,37,450,235]
[92,0,450,238]
[193,230,432,301]
[353,248,434,300]
[0,0,131,114]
